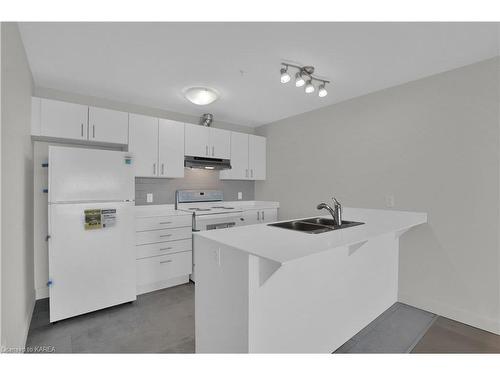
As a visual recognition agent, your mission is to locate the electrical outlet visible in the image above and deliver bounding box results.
[385,194,395,208]
[238,192,243,200]
[146,193,153,203]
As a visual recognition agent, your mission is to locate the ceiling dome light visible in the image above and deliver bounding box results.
[304,80,315,94]
[280,67,291,83]
[295,72,305,87]
[183,87,219,106]
[318,83,328,97]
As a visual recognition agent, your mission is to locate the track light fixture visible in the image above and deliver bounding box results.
[280,63,330,98]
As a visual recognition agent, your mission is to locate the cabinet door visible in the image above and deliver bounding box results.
[40,98,88,140]
[128,114,159,177]
[158,119,185,178]
[242,209,260,225]
[88,106,129,144]
[219,132,249,180]
[209,128,231,159]
[261,208,278,223]
[249,135,266,180]
[185,123,209,157]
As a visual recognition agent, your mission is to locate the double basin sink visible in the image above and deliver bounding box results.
[268,217,364,234]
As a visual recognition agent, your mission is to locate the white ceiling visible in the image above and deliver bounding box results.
[19,22,499,127]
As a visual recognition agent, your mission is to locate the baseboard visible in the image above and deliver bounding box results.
[136,275,189,295]
[35,286,49,300]
[23,289,36,349]
[399,293,500,335]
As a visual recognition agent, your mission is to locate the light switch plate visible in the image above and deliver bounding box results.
[146,193,153,203]
[238,192,243,200]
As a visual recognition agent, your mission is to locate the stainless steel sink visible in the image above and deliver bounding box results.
[268,217,364,234]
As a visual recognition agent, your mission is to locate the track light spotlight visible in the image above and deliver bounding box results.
[280,67,291,83]
[304,80,315,94]
[318,83,328,97]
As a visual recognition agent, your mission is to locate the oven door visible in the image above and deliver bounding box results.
[194,212,243,231]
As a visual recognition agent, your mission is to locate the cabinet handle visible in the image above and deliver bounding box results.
[206,145,209,156]
[81,123,84,137]
[160,259,173,264]
[212,146,214,156]
[159,221,172,225]
[159,247,172,251]
[262,211,265,221]
[161,163,165,175]
[92,125,95,138]
[257,211,260,221]
[153,163,156,175]
[160,234,172,238]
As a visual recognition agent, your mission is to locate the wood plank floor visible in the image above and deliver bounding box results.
[411,317,500,353]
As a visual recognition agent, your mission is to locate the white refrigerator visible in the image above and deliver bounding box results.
[48,146,136,322]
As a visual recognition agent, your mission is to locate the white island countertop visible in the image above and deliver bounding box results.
[194,207,427,265]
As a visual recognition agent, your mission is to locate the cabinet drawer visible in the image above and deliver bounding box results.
[136,251,192,286]
[135,227,192,246]
[136,238,192,259]
[136,215,192,231]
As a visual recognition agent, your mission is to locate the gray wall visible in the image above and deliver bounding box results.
[1,23,35,349]
[255,57,500,334]
[136,169,254,205]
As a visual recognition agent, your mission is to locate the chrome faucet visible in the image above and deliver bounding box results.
[316,197,342,226]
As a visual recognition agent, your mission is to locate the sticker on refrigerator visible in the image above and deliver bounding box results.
[102,209,117,228]
[84,209,102,230]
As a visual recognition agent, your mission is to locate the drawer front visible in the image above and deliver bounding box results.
[136,227,192,246]
[136,215,192,231]
[136,238,192,259]
[136,251,192,286]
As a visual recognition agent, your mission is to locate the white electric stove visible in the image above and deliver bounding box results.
[175,190,244,281]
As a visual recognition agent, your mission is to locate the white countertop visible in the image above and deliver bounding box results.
[135,201,279,217]
[194,207,427,265]
[222,200,279,210]
[134,204,192,218]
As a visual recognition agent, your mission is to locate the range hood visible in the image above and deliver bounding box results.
[184,155,231,170]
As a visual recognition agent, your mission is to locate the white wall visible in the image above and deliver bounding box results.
[255,58,500,334]
[1,22,35,349]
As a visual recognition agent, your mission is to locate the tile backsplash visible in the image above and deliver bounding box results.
[135,168,255,205]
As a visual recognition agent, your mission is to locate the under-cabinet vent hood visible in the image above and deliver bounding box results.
[184,155,231,170]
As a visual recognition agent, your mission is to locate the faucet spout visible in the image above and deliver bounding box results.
[316,198,342,226]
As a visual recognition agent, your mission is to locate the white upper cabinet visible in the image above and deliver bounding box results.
[88,106,129,144]
[185,123,210,157]
[219,132,249,180]
[184,124,230,159]
[37,98,127,145]
[158,119,185,178]
[209,128,231,159]
[249,135,266,180]
[40,98,88,141]
[220,133,266,180]
[128,114,159,177]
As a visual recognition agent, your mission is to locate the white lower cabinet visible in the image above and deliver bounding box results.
[135,210,192,294]
[242,208,278,225]
[136,251,192,288]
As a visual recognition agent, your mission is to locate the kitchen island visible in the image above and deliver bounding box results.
[194,207,427,353]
